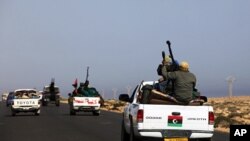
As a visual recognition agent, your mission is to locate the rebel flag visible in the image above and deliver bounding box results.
[72,78,78,94]
[72,78,78,88]
[168,115,183,127]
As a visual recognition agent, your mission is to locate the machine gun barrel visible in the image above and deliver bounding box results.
[166,40,179,71]
[85,66,89,82]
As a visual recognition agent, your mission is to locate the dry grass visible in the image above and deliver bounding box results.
[100,99,126,113]
[208,96,250,133]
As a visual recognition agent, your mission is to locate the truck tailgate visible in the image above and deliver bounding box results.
[142,105,212,131]
[73,97,100,107]
[13,99,39,106]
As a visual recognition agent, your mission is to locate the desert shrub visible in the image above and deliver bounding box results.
[242,110,250,116]
[230,119,242,125]
[215,115,243,128]
[214,116,231,128]
[246,108,250,112]
[115,101,126,107]
[218,104,227,109]
[215,113,223,117]
[210,100,215,105]
[227,106,238,113]
[228,112,242,118]
[112,101,125,110]
[223,101,234,106]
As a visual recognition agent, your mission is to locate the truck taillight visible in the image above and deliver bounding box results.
[137,109,144,123]
[209,112,214,125]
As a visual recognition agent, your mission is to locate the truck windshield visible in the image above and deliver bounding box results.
[14,90,39,99]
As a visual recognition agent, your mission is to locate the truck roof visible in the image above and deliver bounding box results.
[14,89,37,92]
[44,85,59,88]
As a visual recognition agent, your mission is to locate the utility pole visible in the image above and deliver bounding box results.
[226,76,236,98]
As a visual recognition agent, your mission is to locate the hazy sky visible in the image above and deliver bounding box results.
[1,0,250,99]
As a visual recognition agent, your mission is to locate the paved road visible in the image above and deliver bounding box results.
[0,102,229,141]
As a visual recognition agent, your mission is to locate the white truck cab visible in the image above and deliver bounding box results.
[11,89,41,116]
[119,81,214,141]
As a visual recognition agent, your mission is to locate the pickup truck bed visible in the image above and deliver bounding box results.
[120,81,214,141]
[11,89,41,116]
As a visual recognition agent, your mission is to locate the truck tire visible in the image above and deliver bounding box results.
[11,110,16,116]
[35,109,40,116]
[56,100,60,106]
[121,120,129,141]
[42,101,47,106]
[129,119,140,141]
[92,111,100,116]
[70,110,76,115]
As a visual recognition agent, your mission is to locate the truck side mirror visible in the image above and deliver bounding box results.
[39,95,42,100]
[199,96,207,102]
[119,94,130,102]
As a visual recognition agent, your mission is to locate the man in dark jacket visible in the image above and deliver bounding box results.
[157,56,172,93]
[77,81,89,96]
[161,61,196,104]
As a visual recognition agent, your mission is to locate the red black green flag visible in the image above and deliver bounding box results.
[72,78,78,88]
[168,115,183,127]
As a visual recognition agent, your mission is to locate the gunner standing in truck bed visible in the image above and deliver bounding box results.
[161,61,196,104]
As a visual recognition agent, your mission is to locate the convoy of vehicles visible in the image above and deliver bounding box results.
[1,41,215,140]
[119,81,214,141]
[2,82,214,140]
[11,89,42,116]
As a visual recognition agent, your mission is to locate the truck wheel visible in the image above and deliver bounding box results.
[11,110,16,116]
[70,110,76,115]
[56,101,60,106]
[92,111,100,116]
[42,101,47,106]
[35,109,40,116]
[129,120,140,141]
[121,120,129,141]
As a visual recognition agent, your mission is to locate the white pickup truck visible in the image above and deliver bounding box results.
[68,95,101,116]
[11,89,41,116]
[119,81,214,141]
